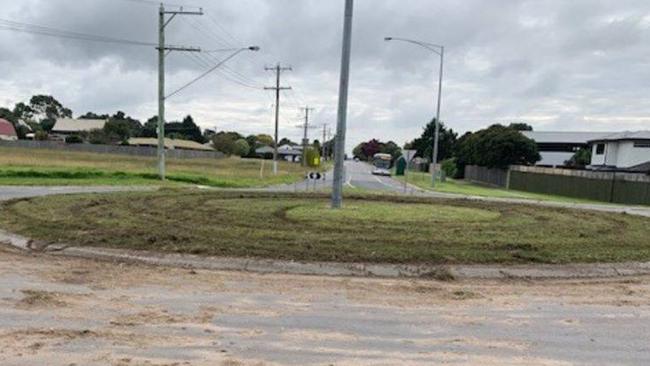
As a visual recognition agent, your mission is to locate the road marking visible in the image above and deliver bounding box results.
[345,173,355,188]
[374,176,397,189]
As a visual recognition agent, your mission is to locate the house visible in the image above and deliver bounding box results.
[588,131,650,172]
[51,118,107,136]
[128,137,214,151]
[0,118,18,141]
[522,131,613,167]
[255,144,303,162]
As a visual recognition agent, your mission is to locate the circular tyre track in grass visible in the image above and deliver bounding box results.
[1,191,649,265]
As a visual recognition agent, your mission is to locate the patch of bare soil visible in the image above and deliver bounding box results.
[110,306,218,327]
[15,289,89,309]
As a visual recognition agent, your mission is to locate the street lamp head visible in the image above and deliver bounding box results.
[248,46,261,51]
[384,37,393,41]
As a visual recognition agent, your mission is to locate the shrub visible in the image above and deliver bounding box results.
[34,131,49,141]
[65,135,84,144]
[441,158,458,178]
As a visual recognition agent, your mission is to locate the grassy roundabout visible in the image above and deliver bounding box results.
[1,191,649,264]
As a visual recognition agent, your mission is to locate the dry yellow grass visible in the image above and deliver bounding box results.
[0,146,310,187]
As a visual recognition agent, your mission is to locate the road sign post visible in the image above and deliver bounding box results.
[403,149,417,194]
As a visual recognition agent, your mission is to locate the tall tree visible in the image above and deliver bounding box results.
[352,139,402,161]
[27,95,72,131]
[406,118,458,163]
[456,124,540,169]
[79,112,110,120]
[508,122,534,131]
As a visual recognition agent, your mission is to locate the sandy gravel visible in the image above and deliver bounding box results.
[0,245,649,365]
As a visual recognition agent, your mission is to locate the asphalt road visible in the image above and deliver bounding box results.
[0,186,152,201]
[272,161,410,193]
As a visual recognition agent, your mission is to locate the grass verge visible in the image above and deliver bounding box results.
[398,171,604,204]
[0,146,313,187]
[1,190,649,265]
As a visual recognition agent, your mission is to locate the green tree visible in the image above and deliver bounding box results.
[256,134,274,147]
[508,122,534,131]
[141,116,158,138]
[233,139,251,157]
[406,118,458,163]
[565,147,591,168]
[103,119,132,143]
[12,102,34,122]
[456,124,540,169]
[278,138,297,146]
[109,111,141,138]
[381,141,402,160]
[244,135,259,158]
[79,112,109,120]
[0,107,16,124]
[27,95,72,132]
[212,133,238,155]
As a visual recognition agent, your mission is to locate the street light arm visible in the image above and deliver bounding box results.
[384,36,443,54]
[165,46,259,99]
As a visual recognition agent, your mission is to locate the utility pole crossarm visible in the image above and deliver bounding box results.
[161,45,201,52]
[264,87,292,91]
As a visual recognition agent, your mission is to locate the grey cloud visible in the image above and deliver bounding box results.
[1,0,650,151]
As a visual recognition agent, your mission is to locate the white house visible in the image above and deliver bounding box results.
[588,131,650,172]
[522,131,612,167]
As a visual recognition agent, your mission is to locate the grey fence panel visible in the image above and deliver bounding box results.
[464,165,508,187]
[0,140,224,160]
[508,166,650,205]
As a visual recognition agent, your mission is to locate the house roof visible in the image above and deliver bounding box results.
[0,119,17,137]
[522,131,613,144]
[255,145,275,154]
[278,144,302,155]
[588,131,650,143]
[128,138,214,151]
[52,118,106,133]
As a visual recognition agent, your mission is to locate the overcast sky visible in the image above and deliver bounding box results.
[1,0,649,149]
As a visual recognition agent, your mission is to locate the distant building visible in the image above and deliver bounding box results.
[0,118,18,141]
[51,118,107,136]
[588,131,650,172]
[522,131,613,167]
[128,138,214,151]
[255,144,302,162]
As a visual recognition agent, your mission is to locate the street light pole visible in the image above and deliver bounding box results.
[384,37,445,187]
[432,46,444,186]
[331,0,354,209]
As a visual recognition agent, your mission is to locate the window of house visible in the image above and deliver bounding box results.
[596,143,605,155]
[633,141,650,148]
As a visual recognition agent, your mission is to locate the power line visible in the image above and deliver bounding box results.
[0,18,156,47]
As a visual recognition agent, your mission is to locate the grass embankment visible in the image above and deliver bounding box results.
[399,170,602,204]
[2,190,649,264]
[0,146,310,188]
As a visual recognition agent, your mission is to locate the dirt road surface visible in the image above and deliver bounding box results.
[0,246,649,366]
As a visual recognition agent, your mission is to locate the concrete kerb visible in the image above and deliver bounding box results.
[3,228,650,280]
